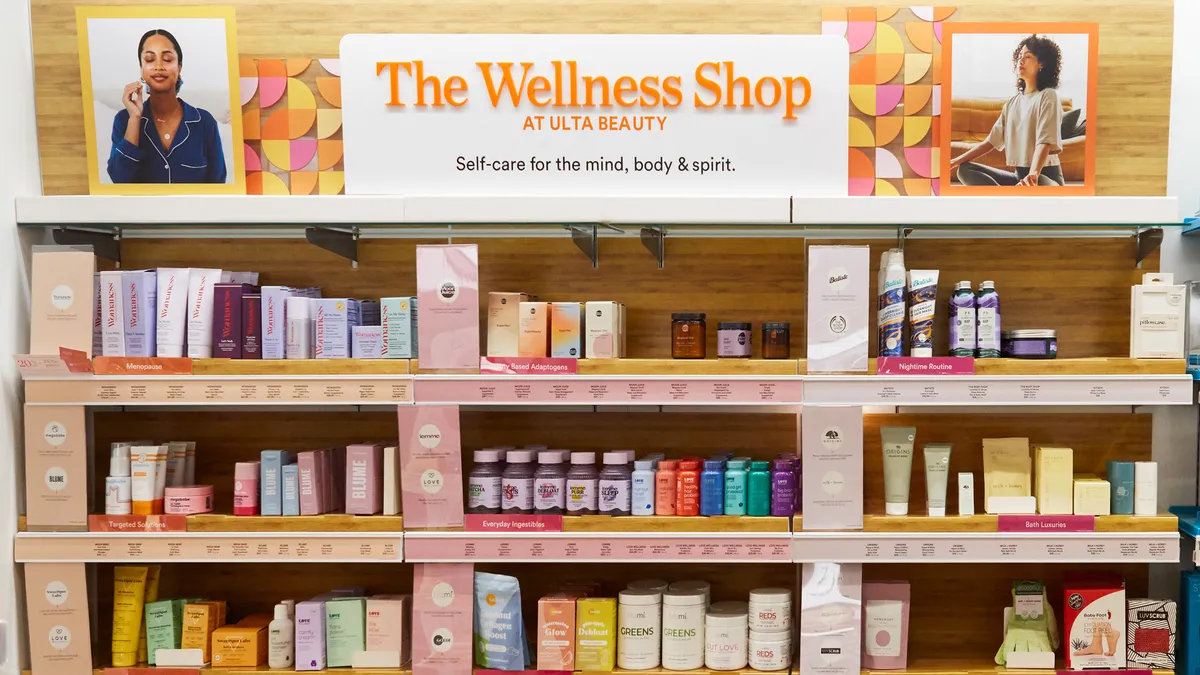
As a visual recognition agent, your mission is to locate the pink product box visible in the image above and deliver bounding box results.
[413,564,473,675]
[416,244,479,369]
[366,594,412,663]
[397,405,465,528]
[862,581,910,670]
[346,444,384,515]
[298,451,325,516]
[164,485,214,515]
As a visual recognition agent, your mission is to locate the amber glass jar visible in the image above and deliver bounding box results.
[671,313,707,359]
[761,322,791,359]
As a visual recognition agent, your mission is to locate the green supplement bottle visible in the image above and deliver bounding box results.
[724,459,748,515]
[747,461,772,516]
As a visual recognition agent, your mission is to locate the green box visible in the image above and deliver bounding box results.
[145,599,186,664]
[325,596,366,667]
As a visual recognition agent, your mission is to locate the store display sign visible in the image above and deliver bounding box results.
[464,514,564,532]
[801,405,864,530]
[340,34,849,196]
[24,406,88,531]
[997,515,1095,532]
[89,514,188,532]
[398,404,466,528]
[92,356,193,375]
[25,563,93,675]
[876,357,975,375]
[480,357,578,375]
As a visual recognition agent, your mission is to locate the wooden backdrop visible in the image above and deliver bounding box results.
[30,0,1174,196]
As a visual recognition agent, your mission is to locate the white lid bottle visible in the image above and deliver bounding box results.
[268,602,294,669]
[632,459,657,515]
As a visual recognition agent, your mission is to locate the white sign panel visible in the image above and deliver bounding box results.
[340,34,849,196]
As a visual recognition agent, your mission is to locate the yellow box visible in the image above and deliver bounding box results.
[1035,445,1074,515]
[180,603,219,662]
[211,624,268,667]
[983,438,1030,510]
[236,613,272,628]
[574,597,616,671]
[1073,474,1111,516]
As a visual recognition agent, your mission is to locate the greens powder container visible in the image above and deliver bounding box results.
[617,589,662,670]
[661,590,706,671]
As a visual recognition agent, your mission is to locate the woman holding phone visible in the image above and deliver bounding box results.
[107,28,227,184]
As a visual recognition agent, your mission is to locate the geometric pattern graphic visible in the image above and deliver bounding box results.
[241,58,344,195]
[823,6,956,196]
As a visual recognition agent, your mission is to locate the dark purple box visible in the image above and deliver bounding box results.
[212,283,256,358]
[242,294,262,359]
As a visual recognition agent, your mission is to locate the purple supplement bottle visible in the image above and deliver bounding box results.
[467,448,502,515]
[567,451,599,515]
[949,281,977,357]
[534,450,568,515]
[599,451,632,516]
[976,281,1001,358]
[501,449,535,515]
[771,459,797,517]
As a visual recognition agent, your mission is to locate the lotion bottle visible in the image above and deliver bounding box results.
[268,602,294,669]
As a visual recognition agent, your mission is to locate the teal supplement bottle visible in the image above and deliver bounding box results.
[747,461,772,516]
[724,459,748,515]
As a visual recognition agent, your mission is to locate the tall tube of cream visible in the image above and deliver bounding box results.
[907,270,939,357]
[166,442,188,487]
[152,444,168,513]
[155,268,190,357]
[923,444,951,517]
[131,446,159,515]
[136,565,161,665]
[184,441,197,485]
[112,566,149,667]
[881,427,916,515]
[186,268,222,358]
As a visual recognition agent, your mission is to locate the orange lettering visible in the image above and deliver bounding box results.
[445,75,468,107]
[754,77,781,107]
[528,75,552,107]
[784,76,812,120]
[724,61,751,107]
[614,76,638,107]
[476,62,535,106]
[376,61,413,107]
[413,60,443,107]
[662,76,683,107]
[582,75,611,107]
[639,76,661,107]
[693,63,721,108]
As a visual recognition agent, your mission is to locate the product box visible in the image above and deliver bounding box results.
[538,594,578,670]
[298,450,324,516]
[801,405,864,530]
[383,445,400,516]
[181,602,221,662]
[398,405,465,528]
[260,450,294,517]
[186,268,222,358]
[242,293,262,358]
[487,292,529,357]
[361,299,381,326]
[30,248,96,357]
[24,406,88,530]
[417,244,479,369]
[261,286,292,359]
[1127,598,1176,669]
[1131,272,1186,358]
[212,283,254,358]
[212,624,267,667]
[326,596,367,667]
[296,599,327,671]
[862,581,909,670]
[550,302,584,358]
[1034,445,1073,515]
[806,246,869,372]
[518,301,550,357]
[24,563,93,674]
[381,296,418,359]
[800,563,862,675]
[1179,573,1200,675]
[122,270,158,357]
[1073,475,1112,516]
[413,563,474,675]
[346,443,384,515]
[314,298,362,359]
[282,463,300,516]
[100,270,127,356]
[983,438,1031,512]
[366,594,412,664]
[93,273,103,356]
[145,599,186,664]
[1064,574,1126,669]
[585,301,621,359]
[353,325,384,359]
[574,597,616,671]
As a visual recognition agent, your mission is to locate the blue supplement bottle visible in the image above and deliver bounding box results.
[700,460,725,516]
[724,459,748,515]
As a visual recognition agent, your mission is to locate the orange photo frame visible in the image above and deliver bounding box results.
[939,22,1099,196]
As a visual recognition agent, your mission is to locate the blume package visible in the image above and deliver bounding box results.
[474,572,527,670]
[1127,598,1175,669]
[122,270,157,357]
[802,405,864,530]
[314,298,362,358]
[381,296,418,358]
[345,443,384,515]
[806,246,869,372]
[186,269,222,358]
[282,463,300,516]
[1064,574,1126,670]
[298,451,324,516]
[800,563,862,675]
[260,450,294,516]
[488,292,529,357]
[417,244,479,369]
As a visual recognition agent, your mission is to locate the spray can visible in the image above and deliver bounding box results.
[877,249,906,356]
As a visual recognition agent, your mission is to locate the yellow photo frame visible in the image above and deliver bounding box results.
[76,6,245,194]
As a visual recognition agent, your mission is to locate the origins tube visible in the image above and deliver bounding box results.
[907,270,939,357]
[112,566,149,667]
[923,444,952,517]
[881,427,916,515]
[155,268,190,357]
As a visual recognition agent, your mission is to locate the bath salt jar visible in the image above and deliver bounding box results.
[748,629,791,671]
[661,590,706,671]
[705,601,748,671]
[748,587,792,633]
[618,589,663,670]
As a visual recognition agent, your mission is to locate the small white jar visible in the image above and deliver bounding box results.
[669,580,712,607]
[661,590,706,671]
[628,579,670,593]
[748,587,792,632]
[705,601,748,671]
[748,629,792,671]
[618,589,662,670]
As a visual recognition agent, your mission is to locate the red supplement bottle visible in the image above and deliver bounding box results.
[676,460,701,516]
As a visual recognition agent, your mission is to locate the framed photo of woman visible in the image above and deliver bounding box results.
[940,22,1098,195]
[76,6,245,194]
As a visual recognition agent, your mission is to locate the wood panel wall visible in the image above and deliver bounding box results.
[30,0,1173,196]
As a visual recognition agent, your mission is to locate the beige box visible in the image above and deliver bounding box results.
[1074,475,1111,515]
[30,248,96,357]
[518,302,550,357]
[983,438,1031,512]
[1035,445,1074,515]
[487,292,529,357]
[24,406,88,531]
[25,563,93,674]
[585,302,621,359]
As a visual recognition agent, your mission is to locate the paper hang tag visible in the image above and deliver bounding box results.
[1013,581,1044,619]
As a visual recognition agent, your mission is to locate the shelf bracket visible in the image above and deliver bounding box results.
[641,226,665,268]
[52,227,120,265]
[896,226,914,252]
[305,226,359,267]
[568,224,599,268]
[1136,227,1164,266]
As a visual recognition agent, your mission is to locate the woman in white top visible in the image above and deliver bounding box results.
[950,34,1065,187]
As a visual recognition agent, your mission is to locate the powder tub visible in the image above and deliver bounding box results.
[717,322,752,358]
[748,629,791,671]
[1002,329,1057,359]
[617,589,662,670]
[748,587,792,632]
[661,590,706,671]
[705,601,748,671]
[165,485,214,515]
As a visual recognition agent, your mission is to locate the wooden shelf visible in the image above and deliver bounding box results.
[865,660,1172,675]
[79,669,410,675]
[191,359,411,375]
[562,515,790,533]
[187,514,403,532]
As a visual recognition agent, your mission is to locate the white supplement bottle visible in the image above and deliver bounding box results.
[705,601,748,671]
[748,629,791,671]
[661,590,706,671]
[670,580,712,607]
[268,602,294,669]
[748,587,793,633]
[628,579,669,593]
[618,589,662,670]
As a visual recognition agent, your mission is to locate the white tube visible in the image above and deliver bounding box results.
[155,268,191,357]
[165,442,188,487]
[286,296,313,359]
[100,271,126,357]
[1134,461,1158,516]
[130,446,157,515]
[186,268,221,358]
[881,427,915,515]
[152,444,169,513]
[923,444,951,517]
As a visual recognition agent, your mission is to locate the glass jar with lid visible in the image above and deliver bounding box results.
[672,313,707,359]
[761,322,790,359]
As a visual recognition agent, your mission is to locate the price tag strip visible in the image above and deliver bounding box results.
[24,375,414,406]
[804,374,1192,406]
[14,531,403,563]
[793,531,1180,563]
[414,374,804,405]
[403,531,794,562]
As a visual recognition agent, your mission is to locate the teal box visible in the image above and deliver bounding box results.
[145,598,185,664]
[1107,460,1135,515]
[381,297,417,358]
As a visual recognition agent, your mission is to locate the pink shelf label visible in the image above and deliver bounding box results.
[465,515,564,532]
[997,515,1096,532]
[876,357,975,375]
[1057,671,1152,675]
[481,357,578,375]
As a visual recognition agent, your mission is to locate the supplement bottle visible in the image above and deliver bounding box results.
[723,459,748,516]
[533,450,568,515]
[748,630,790,671]
[631,459,657,515]
[770,460,796,517]
[661,590,706,671]
[599,451,632,516]
[501,449,535,515]
[467,448,504,515]
[748,587,792,632]
[669,580,712,607]
[676,460,702,516]
[705,601,749,671]
[655,459,678,515]
[566,451,599,515]
[976,281,1001,358]
[747,461,772,516]
[618,589,663,670]
[700,461,725,516]
[950,281,977,357]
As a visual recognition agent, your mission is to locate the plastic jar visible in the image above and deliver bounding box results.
[748,629,791,671]
[748,588,792,632]
[661,590,706,671]
[761,322,791,360]
[618,589,662,670]
[668,580,711,607]
[566,451,599,514]
[628,579,669,593]
[599,451,632,516]
[705,601,748,671]
[501,449,535,514]
[1002,329,1058,359]
[717,322,752,358]
[467,449,503,514]
[671,313,707,359]
[676,460,701,516]
[533,450,567,515]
